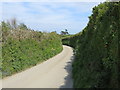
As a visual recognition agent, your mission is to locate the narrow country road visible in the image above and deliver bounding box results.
[2,45,74,88]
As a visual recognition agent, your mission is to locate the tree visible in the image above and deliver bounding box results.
[19,23,28,30]
[60,29,69,35]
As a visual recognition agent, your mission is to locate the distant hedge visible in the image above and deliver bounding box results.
[62,33,81,48]
[62,2,120,88]
[1,21,63,78]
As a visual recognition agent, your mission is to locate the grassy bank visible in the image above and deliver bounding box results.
[1,20,63,78]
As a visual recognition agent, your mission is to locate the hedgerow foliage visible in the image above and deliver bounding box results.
[62,32,82,48]
[62,2,120,88]
[1,20,63,78]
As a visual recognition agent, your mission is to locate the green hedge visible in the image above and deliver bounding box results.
[2,26,63,78]
[62,33,81,48]
[62,2,120,88]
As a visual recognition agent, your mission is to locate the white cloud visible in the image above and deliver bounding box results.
[2,3,28,21]
[1,2,100,34]
[1,0,106,2]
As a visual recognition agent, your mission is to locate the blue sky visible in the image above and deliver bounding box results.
[1,2,102,34]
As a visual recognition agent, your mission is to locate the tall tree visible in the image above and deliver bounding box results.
[60,29,69,35]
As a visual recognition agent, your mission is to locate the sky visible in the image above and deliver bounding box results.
[0,1,105,34]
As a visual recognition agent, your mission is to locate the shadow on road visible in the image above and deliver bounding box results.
[60,54,74,88]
